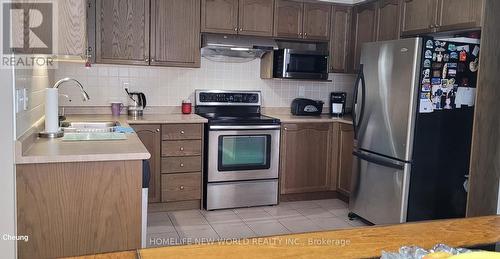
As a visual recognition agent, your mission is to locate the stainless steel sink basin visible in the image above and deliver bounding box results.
[61,121,120,133]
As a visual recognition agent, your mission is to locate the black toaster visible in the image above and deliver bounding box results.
[291,98,324,116]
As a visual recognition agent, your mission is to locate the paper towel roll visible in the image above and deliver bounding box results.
[45,88,59,133]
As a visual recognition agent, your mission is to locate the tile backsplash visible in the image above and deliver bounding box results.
[15,63,54,138]
[55,58,356,109]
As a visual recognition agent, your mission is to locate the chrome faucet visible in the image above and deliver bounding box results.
[53,77,90,101]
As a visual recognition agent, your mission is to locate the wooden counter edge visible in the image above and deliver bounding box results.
[67,216,500,259]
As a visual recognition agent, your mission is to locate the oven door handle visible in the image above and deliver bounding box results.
[209,125,281,130]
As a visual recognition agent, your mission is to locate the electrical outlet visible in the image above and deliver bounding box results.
[15,88,28,113]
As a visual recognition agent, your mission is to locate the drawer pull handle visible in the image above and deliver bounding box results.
[179,185,185,190]
[156,128,160,132]
[180,130,185,134]
[180,147,184,151]
[180,163,184,167]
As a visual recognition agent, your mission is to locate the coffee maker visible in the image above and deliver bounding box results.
[330,92,346,117]
[125,89,147,117]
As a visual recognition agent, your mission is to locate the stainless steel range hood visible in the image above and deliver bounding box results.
[201,33,278,63]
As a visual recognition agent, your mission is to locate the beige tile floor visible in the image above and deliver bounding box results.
[146,199,368,248]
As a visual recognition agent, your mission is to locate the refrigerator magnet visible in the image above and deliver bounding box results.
[448,69,457,77]
[432,78,442,85]
[442,63,448,79]
[432,62,442,69]
[435,47,446,52]
[423,69,431,78]
[441,79,448,86]
[426,40,434,49]
[448,44,457,51]
[469,58,479,72]
[437,52,444,62]
[433,70,442,78]
[448,63,457,68]
[422,78,430,84]
[434,40,441,47]
[433,52,437,61]
[422,83,431,92]
[459,51,467,62]
[443,54,450,62]
[450,52,459,60]
[425,50,433,58]
[457,45,470,52]
[419,99,434,113]
[424,59,431,68]
[472,45,480,57]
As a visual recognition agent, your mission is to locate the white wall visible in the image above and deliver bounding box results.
[0,65,17,259]
[55,58,356,109]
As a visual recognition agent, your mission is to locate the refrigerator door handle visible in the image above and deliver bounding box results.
[353,150,405,170]
[352,65,366,139]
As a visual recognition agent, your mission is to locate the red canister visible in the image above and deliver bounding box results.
[182,100,192,114]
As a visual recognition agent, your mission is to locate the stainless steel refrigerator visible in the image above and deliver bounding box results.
[349,37,478,225]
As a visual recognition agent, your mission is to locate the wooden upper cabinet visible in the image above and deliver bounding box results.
[150,0,201,67]
[238,0,275,36]
[329,5,352,73]
[201,0,239,34]
[57,0,86,56]
[280,123,332,194]
[131,124,161,203]
[436,0,483,31]
[351,2,377,72]
[302,3,331,41]
[376,0,400,41]
[274,0,303,39]
[400,0,437,36]
[95,0,150,65]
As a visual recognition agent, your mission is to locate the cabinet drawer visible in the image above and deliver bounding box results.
[162,140,202,157]
[162,124,202,140]
[162,156,201,174]
[161,173,201,202]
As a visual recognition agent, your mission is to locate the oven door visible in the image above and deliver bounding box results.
[207,125,280,182]
[281,49,328,80]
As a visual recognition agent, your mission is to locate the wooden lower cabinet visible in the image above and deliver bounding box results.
[16,161,142,259]
[280,123,333,194]
[279,122,354,198]
[161,173,202,202]
[336,123,354,196]
[131,124,161,203]
[133,123,204,211]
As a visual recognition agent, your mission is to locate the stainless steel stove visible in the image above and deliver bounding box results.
[195,90,280,210]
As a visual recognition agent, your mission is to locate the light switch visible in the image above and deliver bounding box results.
[23,88,28,111]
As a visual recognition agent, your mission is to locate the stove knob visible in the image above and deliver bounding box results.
[180,163,184,167]
[180,147,184,151]
[180,130,185,134]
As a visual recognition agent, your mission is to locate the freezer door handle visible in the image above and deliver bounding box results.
[353,151,405,170]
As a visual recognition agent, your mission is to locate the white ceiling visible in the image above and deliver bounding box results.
[318,0,366,4]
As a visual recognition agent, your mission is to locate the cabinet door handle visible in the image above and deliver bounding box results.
[180,163,184,167]
[151,58,155,62]
[234,28,238,31]
[156,128,160,132]
[304,32,307,37]
[145,58,149,62]
[180,147,184,151]
[179,185,185,190]
[180,130,185,134]
[298,32,302,37]
[239,28,243,31]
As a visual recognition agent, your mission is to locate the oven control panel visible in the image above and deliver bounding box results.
[197,91,261,105]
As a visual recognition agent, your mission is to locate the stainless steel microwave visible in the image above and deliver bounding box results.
[273,48,329,80]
